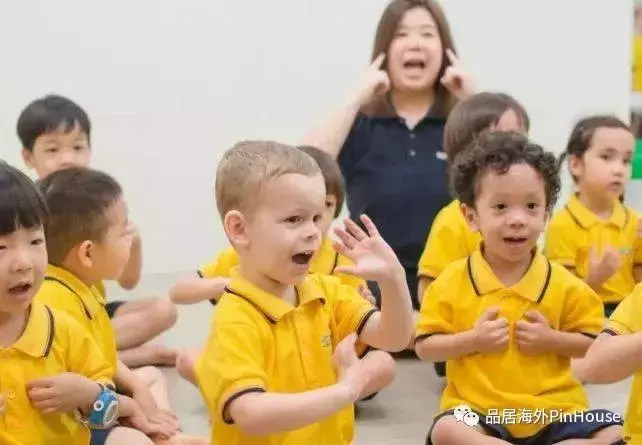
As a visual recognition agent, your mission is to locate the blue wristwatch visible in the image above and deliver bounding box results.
[81,384,119,429]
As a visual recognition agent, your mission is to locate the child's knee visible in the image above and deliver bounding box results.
[430,415,484,445]
[591,424,623,444]
[367,350,396,383]
[150,297,178,329]
[134,365,166,386]
[106,427,154,444]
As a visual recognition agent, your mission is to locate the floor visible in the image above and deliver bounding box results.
[107,273,633,444]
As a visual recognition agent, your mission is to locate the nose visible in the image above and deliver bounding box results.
[11,248,33,273]
[507,208,527,227]
[304,220,320,240]
[613,160,627,177]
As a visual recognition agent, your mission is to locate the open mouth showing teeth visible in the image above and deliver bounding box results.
[292,251,314,265]
[504,237,527,245]
[403,60,425,69]
[9,283,31,294]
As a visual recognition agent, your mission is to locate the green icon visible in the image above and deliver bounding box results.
[633,139,642,180]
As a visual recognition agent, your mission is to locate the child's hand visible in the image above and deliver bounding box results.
[516,310,553,355]
[27,373,101,414]
[354,53,390,107]
[333,214,404,282]
[472,307,509,353]
[333,333,370,401]
[440,49,474,100]
[586,246,621,287]
[122,403,175,440]
[0,394,4,414]
[132,386,180,433]
[358,284,377,306]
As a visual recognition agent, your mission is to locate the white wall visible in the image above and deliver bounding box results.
[0,0,633,275]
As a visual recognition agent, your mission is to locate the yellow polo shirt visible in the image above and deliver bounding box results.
[199,239,366,290]
[603,284,642,443]
[417,200,481,280]
[36,265,118,372]
[544,194,642,303]
[417,250,604,438]
[0,300,114,445]
[195,271,377,445]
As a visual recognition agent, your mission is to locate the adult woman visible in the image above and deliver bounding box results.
[304,0,473,310]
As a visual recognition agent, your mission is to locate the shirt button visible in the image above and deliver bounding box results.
[409,149,416,157]
[409,133,415,139]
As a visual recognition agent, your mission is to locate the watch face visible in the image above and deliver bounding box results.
[104,400,119,427]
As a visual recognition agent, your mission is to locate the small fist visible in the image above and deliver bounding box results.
[356,53,391,106]
[473,306,509,353]
[515,310,553,355]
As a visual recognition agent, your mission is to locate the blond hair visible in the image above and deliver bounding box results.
[215,140,321,218]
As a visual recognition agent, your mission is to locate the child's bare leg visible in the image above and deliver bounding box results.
[358,350,395,400]
[553,425,622,444]
[120,344,179,369]
[430,415,511,445]
[133,366,173,411]
[106,427,154,445]
[154,436,210,445]
[176,349,200,387]
[111,297,178,349]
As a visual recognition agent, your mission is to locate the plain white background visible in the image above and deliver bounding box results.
[0,0,634,275]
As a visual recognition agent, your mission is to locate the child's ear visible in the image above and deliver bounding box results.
[460,203,480,232]
[568,154,583,179]
[76,240,94,269]
[21,149,35,169]
[224,210,249,247]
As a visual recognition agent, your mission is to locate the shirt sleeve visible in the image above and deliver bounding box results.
[198,247,240,279]
[337,113,372,180]
[604,286,642,335]
[60,311,115,389]
[418,213,469,279]
[544,216,577,268]
[195,304,268,424]
[415,275,455,341]
[559,278,605,338]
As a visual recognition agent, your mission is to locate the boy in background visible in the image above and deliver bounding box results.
[17,94,177,368]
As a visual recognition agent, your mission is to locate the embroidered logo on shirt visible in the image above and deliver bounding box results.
[321,334,332,348]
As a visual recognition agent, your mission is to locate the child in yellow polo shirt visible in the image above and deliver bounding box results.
[17,94,177,369]
[544,115,641,317]
[415,132,622,444]
[194,140,414,445]
[578,283,642,443]
[0,161,163,445]
[35,167,206,445]
[171,145,394,402]
[416,92,529,376]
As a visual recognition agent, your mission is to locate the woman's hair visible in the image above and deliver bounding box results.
[363,0,457,117]
[559,115,631,181]
[443,92,529,166]
[0,160,48,237]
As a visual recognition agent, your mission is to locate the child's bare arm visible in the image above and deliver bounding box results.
[228,334,367,436]
[118,228,142,290]
[416,307,508,361]
[169,273,230,305]
[582,332,642,383]
[415,330,477,361]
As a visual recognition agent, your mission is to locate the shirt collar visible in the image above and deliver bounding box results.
[44,264,104,319]
[13,300,56,358]
[224,270,326,323]
[566,193,628,229]
[467,248,552,303]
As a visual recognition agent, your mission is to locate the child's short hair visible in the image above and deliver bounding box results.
[297,145,345,217]
[560,115,631,181]
[0,161,48,236]
[444,92,529,166]
[215,140,321,218]
[450,131,560,213]
[17,94,91,151]
[37,167,122,265]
